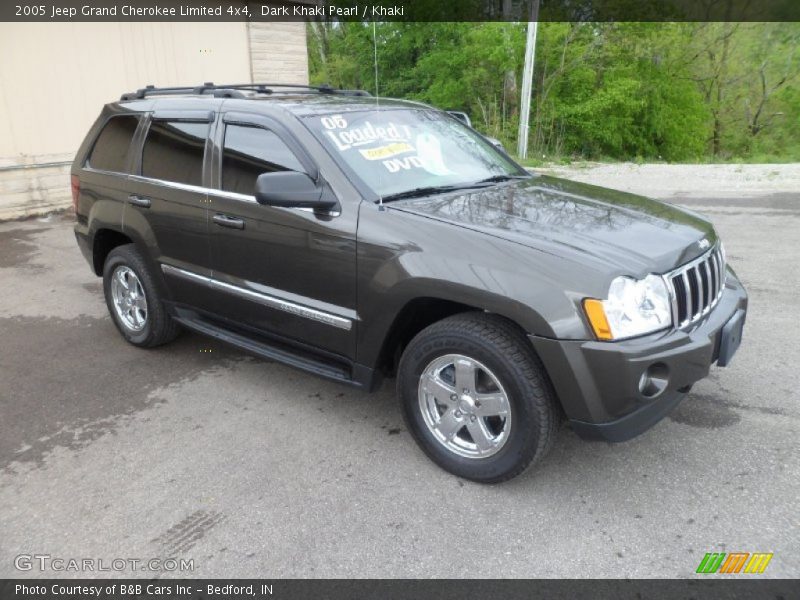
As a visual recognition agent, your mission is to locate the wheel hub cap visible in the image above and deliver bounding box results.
[457,395,475,415]
[418,354,512,459]
[110,266,148,332]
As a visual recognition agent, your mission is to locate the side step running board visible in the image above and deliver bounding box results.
[173,314,353,384]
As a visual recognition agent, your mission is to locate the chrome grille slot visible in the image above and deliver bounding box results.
[666,244,726,328]
[700,261,710,308]
[688,270,700,316]
[709,253,718,298]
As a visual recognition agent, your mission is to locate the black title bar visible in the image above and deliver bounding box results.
[4,0,800,22]
[2,579,800,600]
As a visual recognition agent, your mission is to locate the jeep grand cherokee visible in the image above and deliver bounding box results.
[72,83,747,482]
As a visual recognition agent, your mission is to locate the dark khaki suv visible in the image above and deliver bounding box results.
[72,83,747,482]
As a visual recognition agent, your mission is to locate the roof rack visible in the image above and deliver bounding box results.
[120,82,372,101]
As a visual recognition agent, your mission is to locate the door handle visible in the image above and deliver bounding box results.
[212,214,245,230]
[127,194,151,208]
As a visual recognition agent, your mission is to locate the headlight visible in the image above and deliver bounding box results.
[583,274,672,340]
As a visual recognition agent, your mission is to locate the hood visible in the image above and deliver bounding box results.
[390,175,716,275]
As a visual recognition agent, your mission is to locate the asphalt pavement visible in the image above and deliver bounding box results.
[0,194,798,578]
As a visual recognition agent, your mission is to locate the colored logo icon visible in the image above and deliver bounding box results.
[696,552,773,574]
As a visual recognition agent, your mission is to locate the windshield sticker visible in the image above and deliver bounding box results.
[415,133,452,176]
[324,120,413,152]
[317,114,457,177]
[383,156,424,173]
[320,115,348,130]
[359,142,415,161]
[311,109,520,194]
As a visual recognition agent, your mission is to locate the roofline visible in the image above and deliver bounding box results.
[115,93,435,116]
[120,82,372,101]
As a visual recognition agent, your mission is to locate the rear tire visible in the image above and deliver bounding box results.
[102,244,180,348]
[397,312,559,483]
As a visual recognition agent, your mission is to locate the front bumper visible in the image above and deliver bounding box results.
[530,270,748,442]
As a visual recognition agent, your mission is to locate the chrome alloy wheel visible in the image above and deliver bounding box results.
[110,266,148,332]
[418,354,512,459]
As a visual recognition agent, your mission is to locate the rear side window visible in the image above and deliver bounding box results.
[87,115,139,173]
[141,120,209,186]
[221,124,305,196]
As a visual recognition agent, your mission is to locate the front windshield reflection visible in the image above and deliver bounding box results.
[305,108,526,198]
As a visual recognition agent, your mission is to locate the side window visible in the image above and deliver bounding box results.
[221,124,306,196]
[87,115,139,173]
[141,120,209,186]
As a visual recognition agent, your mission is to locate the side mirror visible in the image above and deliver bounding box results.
[484,136,506,152]
[254,171,338,210]
[447,110,472,128]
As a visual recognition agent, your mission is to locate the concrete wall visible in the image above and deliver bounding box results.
[0,22,309,220]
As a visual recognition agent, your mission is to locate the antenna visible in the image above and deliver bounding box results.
[372,21,385,210]
[372,21,380,101]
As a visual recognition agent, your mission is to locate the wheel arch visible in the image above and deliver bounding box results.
[374,297,476,376]
[372,292,551,377]
[91,227,133,275]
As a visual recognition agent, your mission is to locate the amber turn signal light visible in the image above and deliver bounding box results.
[583,298,613,341]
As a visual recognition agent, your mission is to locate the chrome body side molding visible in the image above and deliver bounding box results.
[161,264,353,331]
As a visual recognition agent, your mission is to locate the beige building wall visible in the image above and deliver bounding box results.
[0,22,309,219]
[248,22,309,84]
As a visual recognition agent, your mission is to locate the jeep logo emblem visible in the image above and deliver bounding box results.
[698,238,710,250]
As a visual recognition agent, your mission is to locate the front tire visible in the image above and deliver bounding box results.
[103,244,180,348]
[397,313,559,483]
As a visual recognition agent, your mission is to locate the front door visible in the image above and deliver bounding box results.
[205,112,357,359]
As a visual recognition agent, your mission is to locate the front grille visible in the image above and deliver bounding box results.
[666,244,726,328]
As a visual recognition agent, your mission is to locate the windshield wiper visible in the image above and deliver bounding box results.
[473,174,530,184]
[379,175,530,204]
[379,185,467,203]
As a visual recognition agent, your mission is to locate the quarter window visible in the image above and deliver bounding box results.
[87,115,139,173]
[221,124,305,196]
[141,120,209,186]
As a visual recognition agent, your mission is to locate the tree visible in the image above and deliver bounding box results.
[307,21,800,162]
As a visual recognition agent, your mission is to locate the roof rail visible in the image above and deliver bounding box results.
[120,82,372,101]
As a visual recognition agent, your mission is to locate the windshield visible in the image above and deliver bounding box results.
[304,108,528,200]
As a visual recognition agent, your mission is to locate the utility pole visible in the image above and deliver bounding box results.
[517,0,540,160]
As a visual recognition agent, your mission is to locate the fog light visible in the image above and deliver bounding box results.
[638,363,669,398]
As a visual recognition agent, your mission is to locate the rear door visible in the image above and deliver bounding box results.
[125,110,214,307]
[204,111,358,359]
[80,111,142,237]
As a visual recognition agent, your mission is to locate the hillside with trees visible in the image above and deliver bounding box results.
[307,22,800,162]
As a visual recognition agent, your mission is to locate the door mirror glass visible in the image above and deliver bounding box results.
[447,111,472,128]
[484,136,506,152]
[254,171,336,210]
